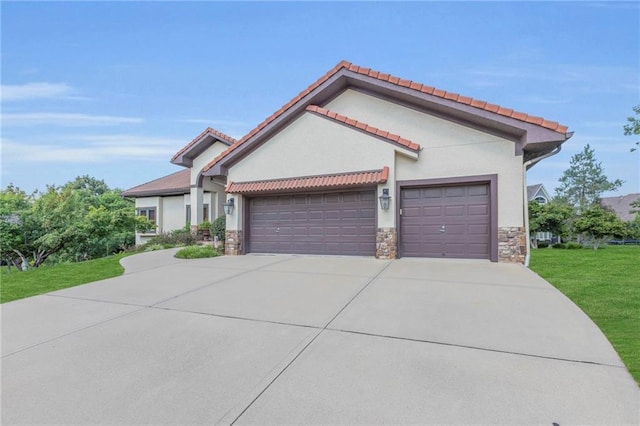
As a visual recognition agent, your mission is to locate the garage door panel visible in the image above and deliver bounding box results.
[468,204,489,216]
[401,183,491,259]
[468,185,489,196]
[444,205,465,216]
[249,190,376,255]
[445,187,465,198]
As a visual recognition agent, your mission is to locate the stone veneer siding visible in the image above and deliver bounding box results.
[376,228,397,259]
[224,230,243,256]
[498,226,526,263]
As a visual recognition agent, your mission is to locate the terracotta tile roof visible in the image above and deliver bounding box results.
[306,105,420,151]
[203,61,569,173]
[171,127,238,162]
[121,169,190,197]
[226,167,389,194]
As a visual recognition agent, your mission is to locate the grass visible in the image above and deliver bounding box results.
[175,245,220,259]
[0,252,130,304]
[530,246,640,384]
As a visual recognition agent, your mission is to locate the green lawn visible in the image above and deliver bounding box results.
[0,252,129,303]
[530,246,639,384]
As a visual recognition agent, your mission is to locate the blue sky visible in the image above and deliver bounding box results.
[2,1,638,196]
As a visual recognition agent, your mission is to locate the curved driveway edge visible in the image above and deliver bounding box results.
[2,250,639,424]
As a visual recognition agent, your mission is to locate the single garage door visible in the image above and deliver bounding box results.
[400,183,490,259]
[248,190,376,255]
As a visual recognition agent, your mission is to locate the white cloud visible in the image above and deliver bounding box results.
[1,113,144,127]
[1,134,179,163]
[1,82,73,101]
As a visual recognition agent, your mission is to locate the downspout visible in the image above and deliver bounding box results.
[523,145,562,267]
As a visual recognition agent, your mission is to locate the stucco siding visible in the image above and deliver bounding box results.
[191,143,229,185]
[229,113,395,182]
[328,89,524,226]
[161,196,186,232]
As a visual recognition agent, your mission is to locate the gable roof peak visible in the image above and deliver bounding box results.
[202,60,571,175]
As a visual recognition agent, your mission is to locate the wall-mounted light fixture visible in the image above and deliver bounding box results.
[378,189,391,210]
[223,198,235,215]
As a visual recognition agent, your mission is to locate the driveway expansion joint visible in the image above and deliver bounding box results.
[326,327,626,369]
[1,307,147,359]
[227,260,395,425]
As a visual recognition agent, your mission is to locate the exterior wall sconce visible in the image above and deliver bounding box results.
[378,189,391,210]
[223,198,235,215]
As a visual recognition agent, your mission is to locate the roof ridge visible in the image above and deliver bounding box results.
[171,126,238,162]
[203,60,569,173]
[306,105,420,152]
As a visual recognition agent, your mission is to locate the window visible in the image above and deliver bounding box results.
[185,204,209,223]
[137,207,157,233]
[534,196,547,204]
[137,207,156,223]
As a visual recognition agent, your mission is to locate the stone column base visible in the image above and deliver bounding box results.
[498,227,526,263]
[224,230,243,256]
[376,228,397,259]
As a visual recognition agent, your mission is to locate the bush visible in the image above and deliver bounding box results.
[144,243,165,252]
[566,242,582,249]
[538,242,550,248]
[213,216,226,242]
[175,245,220,259]
[552,243,567,249]
[143,229,196,248]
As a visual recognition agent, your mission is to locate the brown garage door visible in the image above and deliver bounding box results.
[400,184,490,259]
[248,190,376,255]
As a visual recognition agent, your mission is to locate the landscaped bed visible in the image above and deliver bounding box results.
[530,245,640,384]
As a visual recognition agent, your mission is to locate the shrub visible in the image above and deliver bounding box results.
[144,243,165,252]
[175,245,220,259]
[213,216,226,242]
[552,243,567,249]
[566,242,582,249]
[537,242,550,248]
[143,229,196,248]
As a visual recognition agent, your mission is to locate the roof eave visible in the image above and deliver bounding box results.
[171,133,233,167]
[121,188,190,198]
[205,64,572,176]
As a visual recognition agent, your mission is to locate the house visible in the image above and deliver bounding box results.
[600,193,640,222]
[527,183,554,242]
[121,127,236,244]
[123,61,572,262]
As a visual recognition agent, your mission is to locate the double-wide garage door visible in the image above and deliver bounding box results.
[248,190,376,256]
[400,183,491,259]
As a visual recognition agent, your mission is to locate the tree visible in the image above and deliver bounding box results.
[528,200,574,246]
[555,144,623,212]
[0,185,32,269]
[623,105,640,152]
[573,205,627,249]
[1,176,145,270]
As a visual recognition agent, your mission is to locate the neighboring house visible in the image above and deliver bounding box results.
[124,61,572,262]
[600,193,640,222]
[527,183,554,242]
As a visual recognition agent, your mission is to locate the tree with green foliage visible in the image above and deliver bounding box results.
[0,185,32,270]
[1,176,150,270]
[574,205,627,249]
[623,105,640,152]
[528,200,574,247]
[555,144,623,212]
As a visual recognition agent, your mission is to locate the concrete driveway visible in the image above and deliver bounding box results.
[2,250,638,425]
